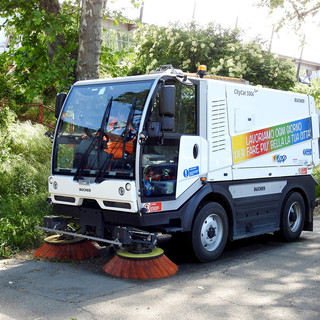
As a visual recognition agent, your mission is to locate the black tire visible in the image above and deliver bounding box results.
[279,192,305,242]
[191,202,228,262]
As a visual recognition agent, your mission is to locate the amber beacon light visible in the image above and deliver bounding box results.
[197,65,207,78]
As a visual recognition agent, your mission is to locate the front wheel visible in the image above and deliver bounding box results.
[191,202,228,262]
[279,192,305,241]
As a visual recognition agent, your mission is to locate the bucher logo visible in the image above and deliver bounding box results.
[254,186,266,192]
[272,154,287,163]
[79,188,91,192]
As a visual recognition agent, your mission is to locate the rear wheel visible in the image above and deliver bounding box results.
[279,192,305,241]
[191,202,228,262]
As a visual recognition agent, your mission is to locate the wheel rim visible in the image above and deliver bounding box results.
[287,201,302,232]
[200,214,224,252]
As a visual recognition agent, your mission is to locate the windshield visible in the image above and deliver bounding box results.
[53,80,153,180]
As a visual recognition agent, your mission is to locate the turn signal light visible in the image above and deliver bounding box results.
[200,176,207,184]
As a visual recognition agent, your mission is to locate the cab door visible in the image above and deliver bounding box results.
[176,135,207,198]
[140,77,198,200]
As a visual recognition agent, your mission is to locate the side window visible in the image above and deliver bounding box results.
[149,81,197,135]
[142,142,179,197]
[176,83,196,134]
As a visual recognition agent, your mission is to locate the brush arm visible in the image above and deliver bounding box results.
[36,225,158,248]
[35,226,122,246]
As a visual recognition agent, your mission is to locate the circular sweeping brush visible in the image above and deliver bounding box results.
[102,246,178,279]
[34,235,99,260]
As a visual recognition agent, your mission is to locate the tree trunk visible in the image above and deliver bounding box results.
[39,0,66,64]
[77,0,106,80]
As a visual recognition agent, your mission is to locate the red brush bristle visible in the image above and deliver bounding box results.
[34,240,99,261]
[103,252,178,279]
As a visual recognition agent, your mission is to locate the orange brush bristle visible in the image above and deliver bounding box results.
[103,247,178,279]
[34,235,99,260]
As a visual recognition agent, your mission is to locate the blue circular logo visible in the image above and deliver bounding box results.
[183,169,189,178]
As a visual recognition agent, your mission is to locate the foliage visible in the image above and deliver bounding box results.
[313,166,320,198]
[293,79,320,108]
[100,46,135,78]
[7,103,57,128]
[258,0,320,30]
[0,53,27,104]
[130,22,296,90]
[0,0,141,105]
[0,107,52,258]
[0,195,48,258]
[211,40,296,90]
[0,0,79,105]
[99,26,136,78]
[130,23,239,74]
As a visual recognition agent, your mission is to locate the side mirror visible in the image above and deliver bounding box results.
[55,92,67,119]
[160,85,175,131]
[160,85,175,116]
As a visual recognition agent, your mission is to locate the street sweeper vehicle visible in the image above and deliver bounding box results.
[36,65,319,277]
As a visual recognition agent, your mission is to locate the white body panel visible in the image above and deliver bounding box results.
[49,176,138,212]
[202,80,319,182]
[206,81,233,181]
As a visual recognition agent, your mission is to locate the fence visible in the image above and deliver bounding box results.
[1,100,55,130]
[26,104,55,129]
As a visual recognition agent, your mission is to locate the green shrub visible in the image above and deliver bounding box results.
[9,104,57,128]
[0,107,53,258]
[130,22,296,91]
[294,79,320,108]
[313,166,320,198]
[0,195,49,257]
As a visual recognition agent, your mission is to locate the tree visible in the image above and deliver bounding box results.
[130,23,296,91]
[77,0,106,80]
[129,23,241,74]
[0,0,133,104]
[0,0,79,104]
[258,0,320,30]
[294,79,320,107]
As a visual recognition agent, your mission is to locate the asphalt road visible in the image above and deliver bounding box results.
[1,217,320,320]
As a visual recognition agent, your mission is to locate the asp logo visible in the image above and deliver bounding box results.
[272,154,287,163]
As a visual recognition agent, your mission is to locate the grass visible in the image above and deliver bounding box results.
[0,107,53,258]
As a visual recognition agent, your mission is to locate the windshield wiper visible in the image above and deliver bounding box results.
[73,97,113,181]
[95,98,137,183]
[120,98,137,162]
